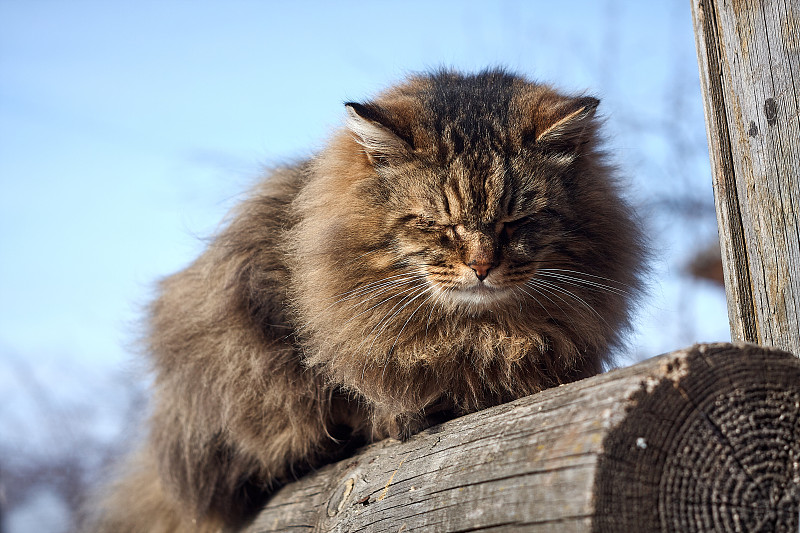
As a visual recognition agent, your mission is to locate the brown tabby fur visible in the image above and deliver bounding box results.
[85,69,645,532]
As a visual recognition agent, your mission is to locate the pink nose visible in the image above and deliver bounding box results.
[470,262,491,281]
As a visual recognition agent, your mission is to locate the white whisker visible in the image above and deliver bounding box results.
[344,277,426,310]
[529,277,609,327]
[358,282,431,380]
[527,279,580,317]
[425,282,451,338]
[537,269,628,296]
[363,285,433,355]
[293,271,427,335]
[344,282,426,329]
[382,288,439,378]
[330,270,427,301]
[515,285,552,319]
[537,268,631,293]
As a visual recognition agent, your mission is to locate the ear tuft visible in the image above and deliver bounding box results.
[533,96,600,150]
[344,102,412,164]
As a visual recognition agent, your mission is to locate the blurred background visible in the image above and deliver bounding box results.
[0,1,728,531]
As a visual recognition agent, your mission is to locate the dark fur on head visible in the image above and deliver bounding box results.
[85,69,645,532]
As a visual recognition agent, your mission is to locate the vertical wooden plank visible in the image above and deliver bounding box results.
[692,0,800,356]
[692,0,760,343]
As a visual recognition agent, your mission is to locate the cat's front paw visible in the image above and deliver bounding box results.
[372,410,426,441]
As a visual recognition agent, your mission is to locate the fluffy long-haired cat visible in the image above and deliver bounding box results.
[86,69,645,532]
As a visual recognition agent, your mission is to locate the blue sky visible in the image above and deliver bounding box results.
[0,3,729,527]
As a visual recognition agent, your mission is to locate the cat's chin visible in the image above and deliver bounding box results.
[445,282,513,309]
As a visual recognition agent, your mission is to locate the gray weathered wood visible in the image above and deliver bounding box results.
[692,0,800,355]
[244,343,800,532]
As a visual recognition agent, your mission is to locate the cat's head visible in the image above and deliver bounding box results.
[293,69,641,350]
[309,70,624,312]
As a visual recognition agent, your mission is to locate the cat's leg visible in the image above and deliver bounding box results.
[146,361,337,529]
[83,449,215,533]
[86,378,338,532]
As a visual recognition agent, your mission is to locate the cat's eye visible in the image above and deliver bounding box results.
[412,214,438,230]
[502,217,530,237]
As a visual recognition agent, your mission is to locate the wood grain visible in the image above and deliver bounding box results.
[242,343,800,532]
[692,0,800,355]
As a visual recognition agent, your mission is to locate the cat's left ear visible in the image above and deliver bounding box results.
[344,102,413,165]
[531,96,600,151]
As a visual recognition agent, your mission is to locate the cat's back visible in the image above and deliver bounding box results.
[147,162,312,372]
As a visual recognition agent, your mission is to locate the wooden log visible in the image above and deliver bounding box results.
[692,0,800,355]
[243,343,800,532]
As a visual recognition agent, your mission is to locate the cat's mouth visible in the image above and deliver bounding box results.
[447,280,512,307]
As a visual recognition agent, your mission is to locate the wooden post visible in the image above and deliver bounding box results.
[245,343,800,532]
[692,0,800,355]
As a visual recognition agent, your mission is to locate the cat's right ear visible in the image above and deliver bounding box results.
[344,102,413,165]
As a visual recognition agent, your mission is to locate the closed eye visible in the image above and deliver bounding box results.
[409,214,439,231]
[502,216,532,237]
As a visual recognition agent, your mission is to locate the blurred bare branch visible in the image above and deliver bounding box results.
[0,352,146,532]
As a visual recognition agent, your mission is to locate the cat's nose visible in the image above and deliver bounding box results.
[463,229,497,281]
[469,262,492,281]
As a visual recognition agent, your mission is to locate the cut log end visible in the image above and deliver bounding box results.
[594,344,800,532]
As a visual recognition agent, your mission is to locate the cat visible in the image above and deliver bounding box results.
[85,68,645,532]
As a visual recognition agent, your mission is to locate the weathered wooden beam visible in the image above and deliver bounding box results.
[244,343,800,532]
[692,0,800,355]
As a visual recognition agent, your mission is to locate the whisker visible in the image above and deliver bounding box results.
[343,277,426,310]
[529,278,608,326]
[293,271,428,335]
[364,285,433,355]
[358,283,431,380]
[425,283,454,338]
[330,269,428,300]
[510,284,524,313]
[536,267,633,291]
[515,285,552,319]
[527,279,581,317]
[522,282,567,318]
[382,288,439,378]
[344,282,426,329]
[537,271,627,296]
[356,282,429,348]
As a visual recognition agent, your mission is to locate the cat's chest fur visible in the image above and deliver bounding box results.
[293,289,564,418]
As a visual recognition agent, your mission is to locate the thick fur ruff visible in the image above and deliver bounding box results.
[84,69,645,531]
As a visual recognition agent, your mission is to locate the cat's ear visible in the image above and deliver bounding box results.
[344,102,413,165]
[530,96,599,151]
